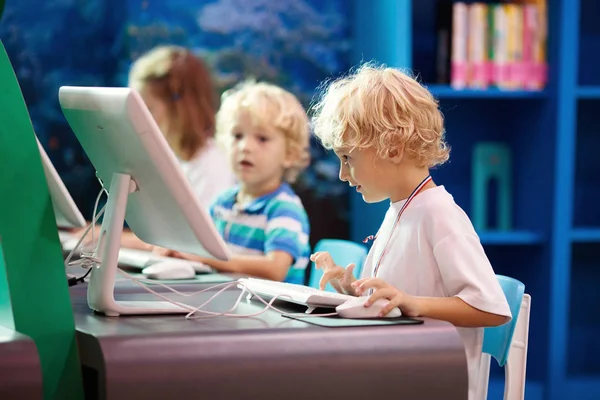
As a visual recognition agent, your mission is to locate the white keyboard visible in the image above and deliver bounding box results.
[58,230,78,245]
[238,278,355,309]
[59,231,213,274]
[116,248,213,274]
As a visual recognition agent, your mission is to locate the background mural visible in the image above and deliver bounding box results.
[0,0,353,247]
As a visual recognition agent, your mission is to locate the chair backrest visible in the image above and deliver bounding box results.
[307,239,368,291]
[482,275,525,366]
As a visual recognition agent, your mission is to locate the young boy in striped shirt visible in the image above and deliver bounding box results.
[160,81,311,284]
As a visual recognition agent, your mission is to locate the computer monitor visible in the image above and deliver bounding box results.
[36,137,86,229]
[58,86,231,316]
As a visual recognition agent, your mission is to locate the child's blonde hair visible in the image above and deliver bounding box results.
[311,63,450,168]
[129,45,218,160]
[216,81,310,183]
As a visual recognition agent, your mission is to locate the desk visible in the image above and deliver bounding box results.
[72,285,468,399]
[0,325,43,399]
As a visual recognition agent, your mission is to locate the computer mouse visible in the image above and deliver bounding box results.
[336,297,403,319]
[141,260,196,280]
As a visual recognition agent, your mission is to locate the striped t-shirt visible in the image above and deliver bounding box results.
[209,183,310,284]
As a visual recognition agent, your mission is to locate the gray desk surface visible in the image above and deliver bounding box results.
[71,281,469,400]
[0,325,43,399]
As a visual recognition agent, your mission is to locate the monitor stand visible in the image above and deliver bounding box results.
[86,173,192,316]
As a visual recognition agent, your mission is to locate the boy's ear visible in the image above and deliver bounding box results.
[283,150,295,169]
[282,158,293,169]
[388,147,404,163]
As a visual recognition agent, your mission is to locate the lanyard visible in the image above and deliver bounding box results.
[365,175,432,280]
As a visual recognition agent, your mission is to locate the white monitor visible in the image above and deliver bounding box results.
[36,138,86,229]
[58,86,231,316]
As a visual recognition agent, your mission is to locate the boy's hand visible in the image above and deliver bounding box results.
[152,246,176,257]
[352,278,420,317]
[310,251,357,295]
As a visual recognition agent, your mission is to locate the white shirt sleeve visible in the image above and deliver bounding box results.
[433,232,512,318]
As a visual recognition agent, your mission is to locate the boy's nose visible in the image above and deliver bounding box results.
[339,165,349,182]
[239,138,254,152]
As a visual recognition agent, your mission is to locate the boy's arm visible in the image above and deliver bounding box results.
[409,296,510,327]
[193,251,292,281]
[354,278,510,327]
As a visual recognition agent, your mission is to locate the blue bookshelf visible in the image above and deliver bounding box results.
[576,86,600,99]
[564,1,600,399]
[479,230,544,246]
[570,228,600,243]
[350,0,599,399]
[428,84,548,99]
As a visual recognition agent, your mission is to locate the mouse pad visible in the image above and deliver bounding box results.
[130,272,234,285]
[284,314,423,327]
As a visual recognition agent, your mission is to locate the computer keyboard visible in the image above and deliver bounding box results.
[59,231,213,274]
[238,277,355,309]
[114,248,213,273]
[58,230,77,246]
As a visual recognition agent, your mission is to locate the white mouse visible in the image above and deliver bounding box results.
[336,297,403,319]
[142,260,196,280]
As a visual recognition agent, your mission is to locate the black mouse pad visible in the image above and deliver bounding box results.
[283,314,423,327]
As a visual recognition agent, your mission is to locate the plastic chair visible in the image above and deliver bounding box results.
[307,239,368,292]
[476,275,532,400]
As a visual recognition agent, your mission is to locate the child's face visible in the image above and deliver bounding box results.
[225,111,291,195]
[334,146,395,203]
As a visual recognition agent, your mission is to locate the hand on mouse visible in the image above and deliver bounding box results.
[310,251,357,295]
[352,278,419,318]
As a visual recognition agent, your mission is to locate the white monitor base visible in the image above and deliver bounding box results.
[92,300,192,317]
[87,172,193,317]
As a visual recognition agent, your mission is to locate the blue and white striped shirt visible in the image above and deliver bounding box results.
[209,183,310,284]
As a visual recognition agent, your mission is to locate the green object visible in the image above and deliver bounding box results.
[0,0,5,21]
[0,40,84,399]
[472,142,512,231]
[0,244,14,328]
[284,315,423,327]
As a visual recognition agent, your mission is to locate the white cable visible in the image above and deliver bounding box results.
[72,186,340,320]
[64,188,107,269]
[116,268,339,319]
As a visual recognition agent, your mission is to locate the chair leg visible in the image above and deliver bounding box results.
[503,362,511,400]
[476,352,491,400]
[504,294,531,400]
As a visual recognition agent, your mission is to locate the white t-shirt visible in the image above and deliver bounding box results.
[178,138,236,209]
[360,185,511,400]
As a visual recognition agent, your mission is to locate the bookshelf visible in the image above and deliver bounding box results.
[350,0,598,399]
[428,84,548,98]
[576,87,600,99]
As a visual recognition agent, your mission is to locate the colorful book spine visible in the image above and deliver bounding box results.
[492,4,509,88]
[522,4,536,89]
[532,0,548,89]
[487,4,496,87]
[515,0,548,89]
[451,2,469,89]
[468,3,489,89]
[505,4,524,89]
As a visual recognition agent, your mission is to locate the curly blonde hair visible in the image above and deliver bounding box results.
[311,63,450,168]
[216,81,310,183]
[129,45,218,160]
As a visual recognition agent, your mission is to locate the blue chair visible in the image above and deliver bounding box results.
[476,275,531,400]
[307,239,368,292]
